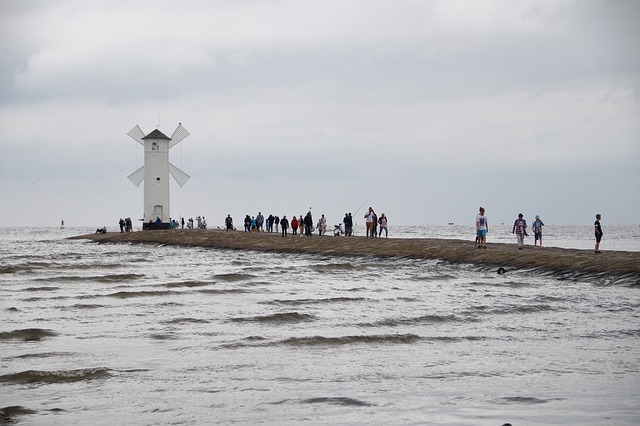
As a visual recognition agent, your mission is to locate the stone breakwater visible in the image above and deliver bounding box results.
[70,230,640,284]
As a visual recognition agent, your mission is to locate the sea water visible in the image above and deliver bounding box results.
[1,226,639,425]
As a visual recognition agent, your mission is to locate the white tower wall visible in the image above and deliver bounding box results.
[143,137,170,226]
[128,124,190,231]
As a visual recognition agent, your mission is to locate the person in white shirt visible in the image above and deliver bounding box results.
[475,207,488,249]
[364,207,375,239]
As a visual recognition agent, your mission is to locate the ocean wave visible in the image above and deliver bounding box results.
[162,280,213,288]
[214,273,256,282]
[197,288,251,295]
[0,328,57,341]
[357,314,462,327]
[0,262,53,273]
[62,303,106,310]
[217,335,269,349]
[495,396,564,405]
[35,272,145,282]
[581,329,640,339]
[310,263,357,272]
[33,275,88,282]
[228,312,316,324]
[22,286,60,291]
[105,290,179,299]
[423,335,488,343]
[94,273,145,282]
[278,333,421,347]
[0,367,110,385]
[409,274,456,282]
[592,272,640,287]
[7,352,74,360]
[461,304,556,316]
[479,280,532,288]
[300,396,374,406]
[0,406,37,423]
[162,317,210,325]
[148,333,179,340]
[262,297,366,306]
[0,265,21,274]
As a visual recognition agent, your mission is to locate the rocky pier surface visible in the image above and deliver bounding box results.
[70,230,640,284]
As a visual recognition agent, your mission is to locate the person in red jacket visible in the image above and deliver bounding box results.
[291,216,299,236]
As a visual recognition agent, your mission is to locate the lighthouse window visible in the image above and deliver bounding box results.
[156,177,160,181]
[152,142,158,150]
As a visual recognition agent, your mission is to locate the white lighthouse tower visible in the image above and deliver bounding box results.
[126,123,190,230]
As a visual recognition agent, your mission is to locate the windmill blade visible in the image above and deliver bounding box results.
[127,166,145,187]
[127,125,145,146]
[169,162,190,187]
[169,123,190,149]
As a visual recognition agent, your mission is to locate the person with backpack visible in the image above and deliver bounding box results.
[378,213,388,238]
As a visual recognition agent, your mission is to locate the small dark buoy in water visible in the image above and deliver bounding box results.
[497,267,506,274]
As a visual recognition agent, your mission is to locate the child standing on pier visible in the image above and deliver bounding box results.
[476,207,488,249]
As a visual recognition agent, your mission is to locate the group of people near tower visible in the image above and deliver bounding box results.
[118,217,133,233]
[222,207,390,239]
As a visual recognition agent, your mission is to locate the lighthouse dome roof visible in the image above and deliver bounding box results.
[142,129,171,140]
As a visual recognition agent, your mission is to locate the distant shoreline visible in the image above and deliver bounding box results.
[69,229,640,284]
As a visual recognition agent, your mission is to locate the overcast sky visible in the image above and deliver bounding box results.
[1,0,638,228]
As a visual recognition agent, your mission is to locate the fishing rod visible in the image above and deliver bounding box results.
[353,196,372,217]
[349,196,372,237]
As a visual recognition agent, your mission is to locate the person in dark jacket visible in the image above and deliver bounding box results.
[280,215,289,237]
[304,211,313,237]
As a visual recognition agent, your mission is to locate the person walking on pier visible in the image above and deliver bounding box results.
[512,213,528,249]
[594,213,603,253]
[280,215,289,237]
[476,207,488,249]
[532,215,544,247]
[378,213,388,238]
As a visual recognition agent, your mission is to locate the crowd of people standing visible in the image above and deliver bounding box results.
[219,207,390,239]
